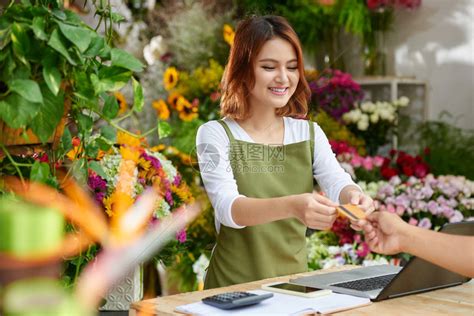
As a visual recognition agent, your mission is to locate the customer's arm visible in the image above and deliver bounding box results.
[362,212,474,278]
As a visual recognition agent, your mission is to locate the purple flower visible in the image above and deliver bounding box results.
[88,173,107,191]
[176,229,187,243]
[449,211,464,223]
[165,189,173,206]
[418,217,432,229]
[95,191,105,205]
[141,152,162,170]
[173,174,182,186]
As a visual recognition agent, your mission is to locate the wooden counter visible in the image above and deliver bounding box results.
[130,265,474,315]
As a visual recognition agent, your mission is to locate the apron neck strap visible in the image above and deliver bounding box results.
[218,120,236,142]
[308,120,315,164]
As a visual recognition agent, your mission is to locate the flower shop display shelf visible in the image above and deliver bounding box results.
[354,76,428,122]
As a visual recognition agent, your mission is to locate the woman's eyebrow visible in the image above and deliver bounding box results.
[258,58,298,63]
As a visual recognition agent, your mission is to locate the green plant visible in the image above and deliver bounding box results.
[401,113,474,179]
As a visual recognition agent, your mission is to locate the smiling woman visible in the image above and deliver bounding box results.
[196,15,375,290]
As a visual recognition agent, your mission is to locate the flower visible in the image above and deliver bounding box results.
[310,69,364,121]
[143,35,168,66]
[114,91,128,115]
[152,99,171,120]
[176,96,198,121]
[167,91,181,110]
[223,24,235,46]
[163,67,179,91]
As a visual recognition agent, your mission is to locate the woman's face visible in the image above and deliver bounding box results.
[249,37,300,111]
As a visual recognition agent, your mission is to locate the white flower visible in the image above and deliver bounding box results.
[143,35,168,66]
[370,113,379,123]
[357,114,369,131]
[398,96,409,107]
[193,254,210,280]
[360,102,375,112]
[362,257,389,267]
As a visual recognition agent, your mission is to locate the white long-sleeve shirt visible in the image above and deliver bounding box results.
[196,116,357,232]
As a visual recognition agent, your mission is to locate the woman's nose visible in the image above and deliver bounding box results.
[275,68,289,84]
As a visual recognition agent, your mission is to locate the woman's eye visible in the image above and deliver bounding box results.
[288,67,298,71]
[262,66,275,70]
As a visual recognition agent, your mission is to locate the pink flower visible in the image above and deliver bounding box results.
[386,204,396,213]
[351,155,364,168]
[356,242,370,258]
[176,229,187,243]
[395,205,405,216]
[373,156,384,167]
[408,217,418,226]
[362,157,374,170]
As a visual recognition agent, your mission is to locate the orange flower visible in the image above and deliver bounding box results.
[167,92,181,110]
[223,24,235,46]
[117,131,142,148]
[176,96,199,122]
[119,146,141,163]
[114,91,128,115]
[66,138,83,161]
[163,67,179,91]
[152,99,170,120]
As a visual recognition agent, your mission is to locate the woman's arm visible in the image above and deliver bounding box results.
[231,192,338,230]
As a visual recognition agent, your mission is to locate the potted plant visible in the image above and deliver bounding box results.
[0,0,144,148]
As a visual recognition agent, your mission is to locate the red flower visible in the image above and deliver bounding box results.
[414,163,429,178]
[72,137,81,147]
[402,165,414,177]
[381,166,398,179]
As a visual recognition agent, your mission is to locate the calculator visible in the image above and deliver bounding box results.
[202,291,273,310]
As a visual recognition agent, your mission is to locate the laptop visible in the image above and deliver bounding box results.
[291,220,473,301]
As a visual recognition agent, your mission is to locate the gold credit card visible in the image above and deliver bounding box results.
[336,204,366,221]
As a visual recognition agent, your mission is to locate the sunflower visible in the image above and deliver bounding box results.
[178,98,199,122]
[152,99,170,120]
[167,92,182,110]
[163,67,179,91]
[114,91,128,115]
[223,24,235,46]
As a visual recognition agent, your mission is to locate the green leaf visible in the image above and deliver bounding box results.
[85,142,99,158]
[11,23,30,64]
[58,22,92,53]
[76,113,93,132]
[100,125,116,142]
[73,70,95,101]
[110,12,126,23]
[8,79,43,103]
[31,17,47,41]
[95,137,111,151]
[93,66,132,94]
[30,161,50,183]
[0,94,39,129]
[30,85,64,142]
[157,120,172,139]
[110,48,144,72]
[48,28,76,65]
[52,9,67,21]
[84,35,110,58]
[43,65,61,96]
[132,77,144,113]
[61,127,72,153]
[89,160,107,179]
[102,93,119,119]
[64,11,83,25]
[0,26,11,50]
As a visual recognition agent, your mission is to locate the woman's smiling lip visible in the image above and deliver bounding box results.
[268,87,288,96]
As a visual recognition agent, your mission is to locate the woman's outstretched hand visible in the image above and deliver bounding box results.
[291,192,338,230]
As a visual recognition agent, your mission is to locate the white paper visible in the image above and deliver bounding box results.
[175,290,371,316]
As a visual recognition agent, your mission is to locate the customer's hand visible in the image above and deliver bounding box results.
[361,211,409,255]
[291,192,338,230]
[346,190,375,231]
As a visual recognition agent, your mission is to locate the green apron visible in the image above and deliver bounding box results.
[204,119,315,289]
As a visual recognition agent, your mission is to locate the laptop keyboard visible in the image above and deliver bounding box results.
[331,273,397,292]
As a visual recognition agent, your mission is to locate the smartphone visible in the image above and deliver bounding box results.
[261,282,332,298]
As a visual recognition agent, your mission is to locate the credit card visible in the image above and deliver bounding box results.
[336,204,366,220]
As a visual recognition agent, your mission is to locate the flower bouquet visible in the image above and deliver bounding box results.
[87,132,194,266]
[309,69,364,121]
[342,97,409,155]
